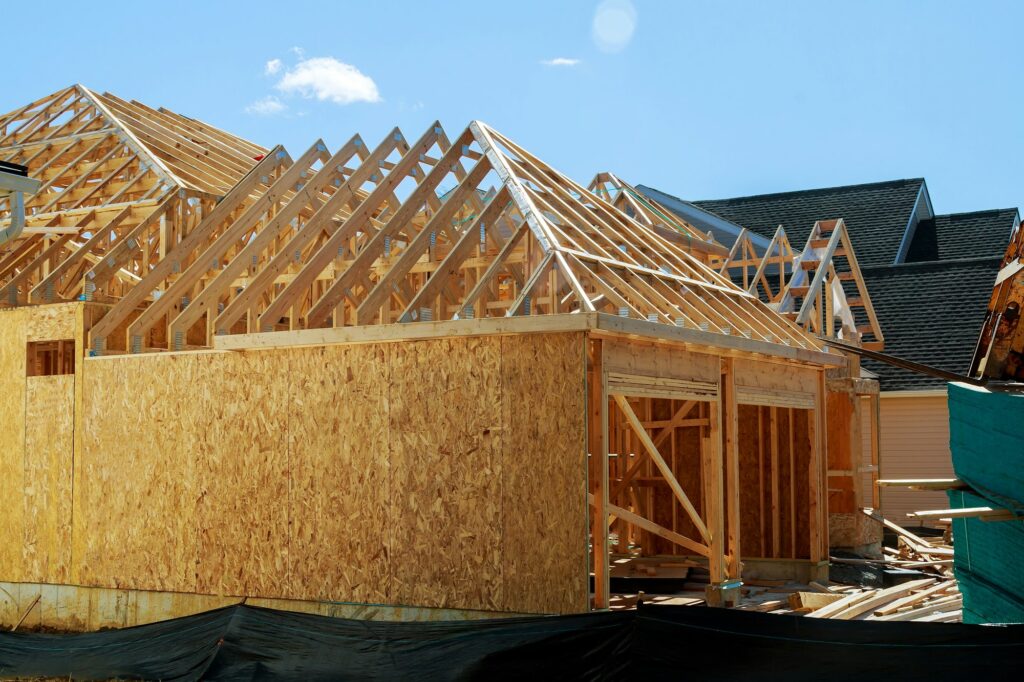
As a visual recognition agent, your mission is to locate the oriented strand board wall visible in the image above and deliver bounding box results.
[0,303,80,584]
[76,332,587,614]
[288,344,391,604]
[23,376,75,584]
[0,308,28,584]
[874,392,953,525]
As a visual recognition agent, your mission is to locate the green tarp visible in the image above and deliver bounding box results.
[947,383,1024,624]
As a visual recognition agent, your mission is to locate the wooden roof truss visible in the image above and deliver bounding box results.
[719,219,884,350]
[78,120,822,354]
[0,85,266,321]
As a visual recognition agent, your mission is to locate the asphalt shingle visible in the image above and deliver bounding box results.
[684,179,925,268]
[906,209,1018,263]
[859,258,1002,390]
[639,178,1019,391]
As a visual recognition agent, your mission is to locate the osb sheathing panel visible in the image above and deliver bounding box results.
[390,337,503,611]
[288,344,391,604]
[0,303,81,584]
[78,353,204,591]
[500,333,587,613]
[195,350,291,597]
[24,303,79,341]
[75,331,588,614]
[0,308,27,583]
[23,375,75,584]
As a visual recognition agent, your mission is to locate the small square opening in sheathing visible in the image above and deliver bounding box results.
[26,339,75,377]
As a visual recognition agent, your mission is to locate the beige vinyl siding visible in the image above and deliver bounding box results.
[863,390,953,526]
[858,396,875,510]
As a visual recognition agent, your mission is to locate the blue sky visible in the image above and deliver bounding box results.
[6,1,1022,214]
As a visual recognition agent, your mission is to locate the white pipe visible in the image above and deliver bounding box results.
[0,191,26,246]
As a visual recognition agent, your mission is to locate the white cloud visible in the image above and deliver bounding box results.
[264,58,282,76]
[275,56,381,105]
[541,57,581,67]
[593,0,637,53]
[245,96,286,116]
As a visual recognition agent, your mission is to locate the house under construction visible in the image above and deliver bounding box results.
[0,86,879,630]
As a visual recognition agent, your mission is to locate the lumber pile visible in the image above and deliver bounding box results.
[741,579,962,621]
[854,510,955,578]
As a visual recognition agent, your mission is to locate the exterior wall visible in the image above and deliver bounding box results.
[0,303,82,585]
[863,389,952,525]
[0,309,590,616]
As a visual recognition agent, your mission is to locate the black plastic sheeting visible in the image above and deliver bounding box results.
[0,602,1021,681]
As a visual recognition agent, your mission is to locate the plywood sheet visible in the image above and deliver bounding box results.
[24,302,79,341]
[78,354,203,592]
[23,375,75,584]
[389,337,503,611]
[70,330,589,613]
[0,308,27,583]
[500,332,587,614]
[288,344,391,603]
[194,350,291,597]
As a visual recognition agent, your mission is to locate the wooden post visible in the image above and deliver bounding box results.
[721,358,741,579]
[588,339,609,609]
[704,376,727,605]
[808,370,826,562]
[770,406,780,558]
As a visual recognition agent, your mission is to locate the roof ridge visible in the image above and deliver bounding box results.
[694,178,925,204]
[932,207,1020,219]
[862,255,1002,272]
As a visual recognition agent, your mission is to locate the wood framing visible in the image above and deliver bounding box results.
[0,85,266,345]
[1,87,845,623]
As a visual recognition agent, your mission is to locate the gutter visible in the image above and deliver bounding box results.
[0,162,42,247]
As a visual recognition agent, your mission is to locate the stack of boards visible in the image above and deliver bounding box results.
[739,579,962,622]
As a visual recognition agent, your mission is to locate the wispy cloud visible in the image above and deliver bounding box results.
[541,57,581,67]
[245,96,286,116]
[275,56,381,105]
[264,58,282,76]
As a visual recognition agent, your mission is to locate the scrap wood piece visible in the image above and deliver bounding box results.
[877,478,967,491]
[825,579,936,621]
[11,593,41,632]
[865,509,955,558]
[809,581,839,593]
[804,590,872,619]
[742,599,787,612]
[874,580,957,617]
[914,610,963,623]
[788,591,844,612]
[908,506,1018,522]
[876,594,963,622]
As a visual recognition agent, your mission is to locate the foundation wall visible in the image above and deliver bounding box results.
[0,304,589,616]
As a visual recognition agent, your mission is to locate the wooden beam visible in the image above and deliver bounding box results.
[908,507,1017,522]
[877,478,966,490]
[721,358,741,578]
[588,340,609,609]
[589,494,708,558]
[612,394,711,544]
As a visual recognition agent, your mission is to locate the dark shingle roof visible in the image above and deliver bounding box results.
[860,258,1002,390]
[905,209,1019,263]
[640,177,1019,390]
[687,178,925,268]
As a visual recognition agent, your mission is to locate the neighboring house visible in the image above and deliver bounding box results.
[639,179,1021,524]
